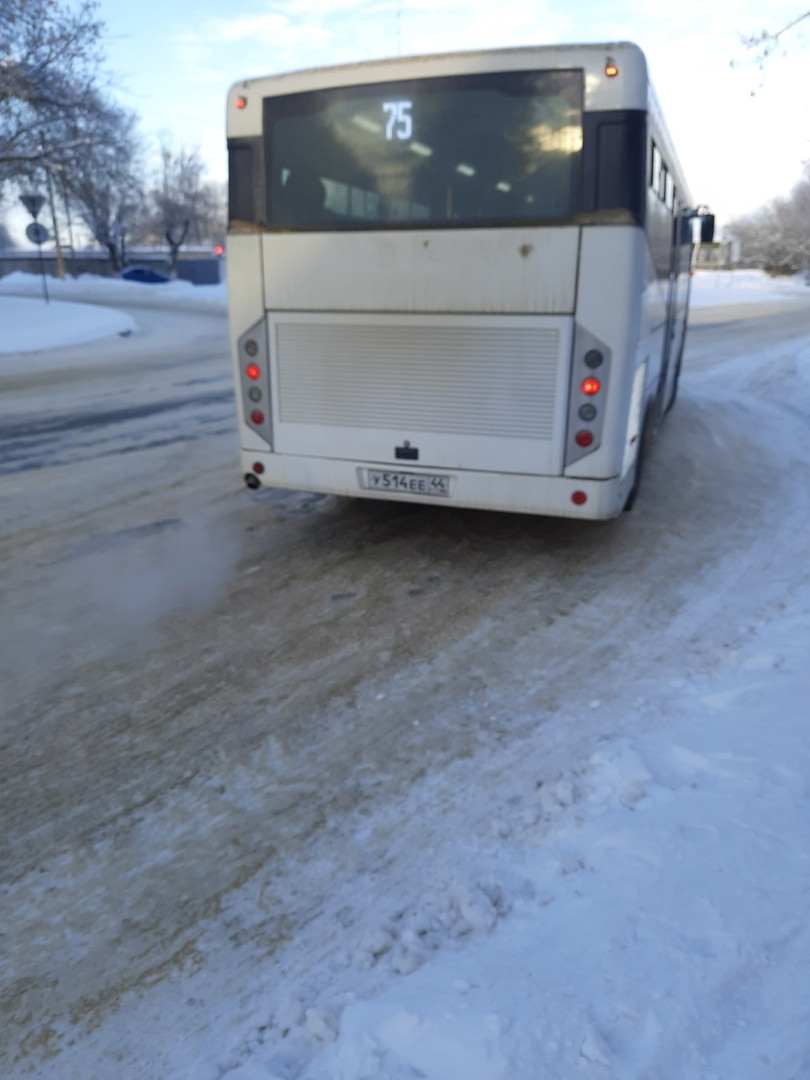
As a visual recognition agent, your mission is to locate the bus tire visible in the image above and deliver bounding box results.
[624,401,656,511]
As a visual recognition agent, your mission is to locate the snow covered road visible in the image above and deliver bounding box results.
[1,273,808,1079]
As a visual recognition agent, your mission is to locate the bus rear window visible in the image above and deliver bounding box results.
[264,69,583,230]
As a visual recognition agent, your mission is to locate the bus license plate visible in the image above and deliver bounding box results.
[365,469,451,497]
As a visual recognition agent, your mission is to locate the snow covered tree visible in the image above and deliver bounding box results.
[726,164,810,274]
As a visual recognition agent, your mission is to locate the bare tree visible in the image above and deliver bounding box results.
[133,138,225,274]
[0,0,105,185]
[733,10,810,79]
[1,2,151,269]
[63,95,144,270]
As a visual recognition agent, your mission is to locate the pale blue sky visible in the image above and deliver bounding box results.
[85,0,810,224]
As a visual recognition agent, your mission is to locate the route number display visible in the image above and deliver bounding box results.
[383,100,413,141]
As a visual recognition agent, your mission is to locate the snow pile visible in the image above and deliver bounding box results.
[0,267,227,304]
[0,295,136,351]
[0,270,226,354]
[200,587,810,1080]
[288,607,810,1080]
[689,268,809,307]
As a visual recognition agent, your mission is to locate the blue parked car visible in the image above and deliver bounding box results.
[121,265,170,284]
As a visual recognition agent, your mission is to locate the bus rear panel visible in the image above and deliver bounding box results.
[227,43,694,519]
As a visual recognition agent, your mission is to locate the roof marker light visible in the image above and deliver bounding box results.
[235,95,247,109]
[605,59,618,78]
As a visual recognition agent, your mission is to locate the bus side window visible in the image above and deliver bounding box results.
[596,116,645,218]
[658,163,668,202]
[228,140,256,223]
[649,141,662,192]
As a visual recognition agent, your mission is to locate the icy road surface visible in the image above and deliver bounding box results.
[1,274,809,1078]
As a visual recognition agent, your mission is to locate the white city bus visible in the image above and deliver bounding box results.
[226,42,711,520]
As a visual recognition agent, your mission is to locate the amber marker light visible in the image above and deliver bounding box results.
[605,59,618,77]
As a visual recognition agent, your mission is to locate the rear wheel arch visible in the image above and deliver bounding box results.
[624,397,657,512]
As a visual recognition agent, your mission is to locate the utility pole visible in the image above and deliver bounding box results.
[40,136,66,279]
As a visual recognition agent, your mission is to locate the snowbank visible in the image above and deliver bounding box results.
[297,597,810,1079]
[0,295,136,352]
[0,270,226,354]
[689,268,809,307]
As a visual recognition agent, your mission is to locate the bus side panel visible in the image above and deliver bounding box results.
[643,156,677,408]
[226,234,269,454]
[639,244,669,401]
[661,215,693,405]
[564,226,646,480]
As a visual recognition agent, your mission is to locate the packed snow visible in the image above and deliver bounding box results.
[687,268,809,308]
[1,267,809,1079]
[0,270,227,355]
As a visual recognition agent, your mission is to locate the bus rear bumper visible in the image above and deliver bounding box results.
[241,452,635,521]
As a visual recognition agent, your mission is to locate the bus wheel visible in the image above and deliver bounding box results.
[624,402,656,511]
